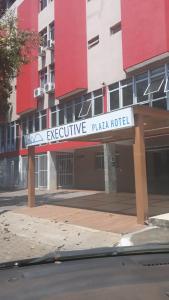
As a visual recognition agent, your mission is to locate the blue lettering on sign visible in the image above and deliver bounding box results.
[59,127,64,138]
[55,128,59,139]
[110,116,130,129]
[92,124,97,131]
[46,121,87,142]
[26,110,132,147]
[75,123,81,134]
[82,121,87,133]
[47,131,51,140]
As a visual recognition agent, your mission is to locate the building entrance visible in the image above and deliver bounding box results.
[147,149,169,194]
[56,152,74,188]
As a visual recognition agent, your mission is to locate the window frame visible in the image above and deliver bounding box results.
[164,78,169,93]
[144,77,165,96]
[39,68,48,88]
[40,0,47,11]
[78,98,92,119]
[110,22,121,35]
[88,35,99,49]
[40,27,48,47]
[49,21,55,41]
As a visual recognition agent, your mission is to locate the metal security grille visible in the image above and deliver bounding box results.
[0,157,19,188]
[56,152,74,188]
[35,154,47,188]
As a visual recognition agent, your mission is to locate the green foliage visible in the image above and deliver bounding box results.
[0,10,40,114]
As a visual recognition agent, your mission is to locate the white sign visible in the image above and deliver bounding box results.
[25,107,134,147]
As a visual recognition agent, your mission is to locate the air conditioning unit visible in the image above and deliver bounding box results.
[34,87,44,98]
[47,39,54,50]
[44,82,55,93]
[38,46,46,57]
[55,99,59,105]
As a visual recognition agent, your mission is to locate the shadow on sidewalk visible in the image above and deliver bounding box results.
[0,188,169,218]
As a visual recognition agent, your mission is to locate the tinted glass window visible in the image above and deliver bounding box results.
[136,80,148,103]
[110,90,119,110]
[122,85,133,106]
[94,96,103,115]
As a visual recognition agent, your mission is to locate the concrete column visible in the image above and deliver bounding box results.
[47,151,57,190]
[28,146,35,208]
[104,143,117,193]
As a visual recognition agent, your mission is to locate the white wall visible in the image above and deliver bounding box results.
[87,0,126,92]
[38,1,55,110]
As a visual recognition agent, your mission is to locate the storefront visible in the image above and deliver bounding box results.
[25,105,169,224]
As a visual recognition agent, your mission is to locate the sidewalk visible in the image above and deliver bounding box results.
[15,204,145,234]
[0,210,120,263]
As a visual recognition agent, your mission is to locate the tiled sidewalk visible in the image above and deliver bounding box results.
[15,205,145,234]
[1,189,169,233]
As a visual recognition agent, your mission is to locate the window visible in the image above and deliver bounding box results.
[75,98,82,121]
[41,110,47,130]
[6,0,16,8]
[21,119,27,149]
[144,66,165,99]
[39,68,47,88]
[152,99,167,110]
[3,122,18,152]
[40,0,47,11]
[49,22,54,41]
[164,78,169,93]
[49,64,55,83]
[109,83,120,110]
[66,101,74,124]
[144,77,165,95]
[79,100,92,118]
[107,64,169,111]
[110,22,121,35]
[79,94,92,119]
[58,104,65,125]
[11,122,15,151]
[35,113,40,132]
[121,79,133,107]
[40,27,47,47]
[95,152,104,169]
[28,116,33,133]
[51,50,55,64]
[88,35,99,49]
[15,121,20,150]
[151,68,166,101]
[51,106,57,127]
[93,89,103,115]
[135,73,149,103]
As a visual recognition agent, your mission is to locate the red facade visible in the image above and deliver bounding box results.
[54,0,88,99]
[16,0,39,114]
[121,0,169,71]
